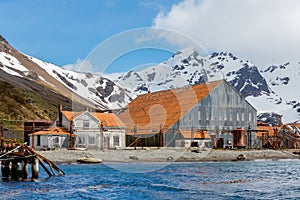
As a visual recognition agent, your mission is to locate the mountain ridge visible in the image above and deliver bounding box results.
[1,35,299,125]
[110,48,299,124]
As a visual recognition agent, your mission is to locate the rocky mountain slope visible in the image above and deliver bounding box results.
[0,35,132,123]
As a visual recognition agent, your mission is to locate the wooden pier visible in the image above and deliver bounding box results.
[0,137,65,180]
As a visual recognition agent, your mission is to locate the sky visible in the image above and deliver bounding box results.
[1,0,300,73]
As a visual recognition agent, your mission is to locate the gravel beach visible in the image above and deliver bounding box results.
[38,148,300,163]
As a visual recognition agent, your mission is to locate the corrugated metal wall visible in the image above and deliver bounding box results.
[165,81,257,146]
[179,81,256,131]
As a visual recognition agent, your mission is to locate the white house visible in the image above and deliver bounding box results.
[29,107,126,150]
[29,127,75,150]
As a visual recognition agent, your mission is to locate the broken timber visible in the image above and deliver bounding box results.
[0,137,65,180]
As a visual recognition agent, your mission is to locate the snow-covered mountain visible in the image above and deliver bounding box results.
[108,48,300,123]
[26,56,132,110]
[0,35,131,111]
[1,33,299,124]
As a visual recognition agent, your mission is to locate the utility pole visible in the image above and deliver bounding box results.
[159,124,163,147]
[100,122,104,150]
[69,121,74,149]
[133,125,137,150]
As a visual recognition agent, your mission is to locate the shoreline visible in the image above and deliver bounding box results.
[37,148,300,164]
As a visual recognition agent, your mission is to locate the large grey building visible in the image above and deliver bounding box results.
[119,80,257,148]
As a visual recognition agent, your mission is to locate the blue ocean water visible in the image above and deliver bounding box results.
[1,160,300,199]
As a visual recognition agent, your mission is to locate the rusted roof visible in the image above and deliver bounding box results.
[92,113,125,127]
[62,111,125,127]
[62,111,82,121]
[118,80,223,135]
[24,119,52,123]
[257,125,279,137]
[29,127,76,136]
[180,130,211,139]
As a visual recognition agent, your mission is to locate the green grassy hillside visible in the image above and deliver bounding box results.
[0,80,58,140]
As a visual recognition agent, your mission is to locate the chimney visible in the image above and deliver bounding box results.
[279,115,283,127]
[58,105,63,127]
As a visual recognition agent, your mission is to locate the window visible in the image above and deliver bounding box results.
[89,135,95,145]
[37,135,41,146]
[103,135,109,148]
[206,108,209,120]
[198,110,201,120]
[249,113,252,121]
[113,135,119,146]
[54,137,59,144]
[224,110,227,120]
[237,113,240,121]
[242,113,245,121]
[78,136,85,145]
[104,135,108,143]
[83,120,89,129]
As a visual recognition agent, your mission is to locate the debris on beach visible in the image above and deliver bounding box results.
[236,154,246,161]
[129,155,139,160]
[77,155,102,163]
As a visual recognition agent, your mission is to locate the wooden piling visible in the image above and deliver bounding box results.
[31,157,39,179]
[10,161,20,179]
[22,161,28,179]
[1,142,65,179]
[1,160,10,177]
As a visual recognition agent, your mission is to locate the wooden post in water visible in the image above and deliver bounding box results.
[31,157,39,179]
[1,160,10,177]
[10,161,20,179]
[22,160,28,179]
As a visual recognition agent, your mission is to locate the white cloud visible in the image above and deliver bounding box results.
[152,0,300,67]
[63,59,94,72]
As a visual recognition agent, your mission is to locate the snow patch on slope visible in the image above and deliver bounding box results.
[0,52,28,76]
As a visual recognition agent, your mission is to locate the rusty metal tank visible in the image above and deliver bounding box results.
[232,128,246,148]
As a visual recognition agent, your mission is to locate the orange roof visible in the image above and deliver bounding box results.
[118,80,222,134]
[180,130,211,139]
[30,127,76,136]
[62,111,82,121]
[62,111,125,127]
[92,113,125,127]
[257,125,279,137]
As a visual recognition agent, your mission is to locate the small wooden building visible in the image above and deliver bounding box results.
[29,127,76,150]
[24,120,52,144]
[256,122,280,149]
[119,80,257,147]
